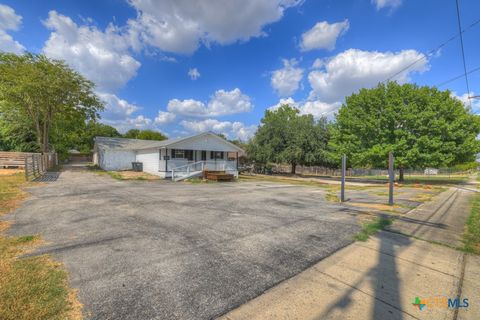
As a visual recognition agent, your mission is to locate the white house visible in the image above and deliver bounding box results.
[93,132,244,181]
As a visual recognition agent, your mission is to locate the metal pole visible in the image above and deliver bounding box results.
[341,154,346,202]
[388,152,394,205]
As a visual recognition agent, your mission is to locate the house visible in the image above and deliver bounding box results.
[93,132,244,181]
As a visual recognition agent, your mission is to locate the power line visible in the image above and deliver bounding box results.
[455,0,472,107]
[383,16,480,83]
[435,65,480,88]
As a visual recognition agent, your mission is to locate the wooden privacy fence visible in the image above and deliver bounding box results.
[24,153,58,181]
[0,151,35,168]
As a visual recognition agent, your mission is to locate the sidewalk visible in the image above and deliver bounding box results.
[219,186,480,320]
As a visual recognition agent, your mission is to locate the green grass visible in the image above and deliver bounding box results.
[325,192,340,202]
[0,172,81,320]
[106,171,123,180]
[354,217,392,241]
[463,190,480,254]
[348,175,468,185]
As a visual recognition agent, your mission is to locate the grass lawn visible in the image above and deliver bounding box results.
[463,178,480,254]
[88,166,159,181]
[354,216,392,241]
[347,174,469,185]
[0,172,81,320]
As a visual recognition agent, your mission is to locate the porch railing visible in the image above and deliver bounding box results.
[171,160,237,181]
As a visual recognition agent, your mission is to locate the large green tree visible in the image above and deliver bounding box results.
[330,82,480,181]
[123,129,167,141]
[0,53,103,153]
[248,105,331,174]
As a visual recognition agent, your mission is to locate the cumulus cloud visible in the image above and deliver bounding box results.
[181,119,256,141]
[451,92,480,113]
[127,0,301,54]
[372,0,403,10]
[167,88,253,117]
[98,93,138,120]
[0,4,25,53]
[42,11,141,92]
[188,68,200,80]
[269,97,340,119]
[102,115,155,133]
[154,111,176,124]
[300,20,349,52]
[308,49,428,103]
[271,59,304,97]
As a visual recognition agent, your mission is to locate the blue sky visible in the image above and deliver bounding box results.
[1,0,479,140]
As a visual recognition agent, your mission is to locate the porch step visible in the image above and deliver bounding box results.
[203,170,235,182]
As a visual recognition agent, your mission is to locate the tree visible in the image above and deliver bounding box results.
[123,129,167,141]
[248,105,331,174]
[0,53,104,153]
[330,82,480,181]
[75,121,120,153]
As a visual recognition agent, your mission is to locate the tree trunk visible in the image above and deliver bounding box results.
[42,121,49,153]
[399,167,404,182]
[291,163,296,175]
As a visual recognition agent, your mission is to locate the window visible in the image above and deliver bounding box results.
[210,151,224,159]
[201,150,207,161]
[172,149,185,159]
[171,149,193,160]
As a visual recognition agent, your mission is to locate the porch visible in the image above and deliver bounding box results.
[160,148,239,181]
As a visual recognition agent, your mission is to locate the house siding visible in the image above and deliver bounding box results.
[136,149,160,174]
[100,150,136,170]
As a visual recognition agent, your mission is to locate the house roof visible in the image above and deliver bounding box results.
[94,132,244,152]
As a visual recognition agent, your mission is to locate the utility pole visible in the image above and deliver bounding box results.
[341,154,346,202]
[388,152,394,205]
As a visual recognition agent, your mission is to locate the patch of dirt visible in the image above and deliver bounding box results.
[0,169,24,176]
[347,202,401,212]
[119,171,160,180]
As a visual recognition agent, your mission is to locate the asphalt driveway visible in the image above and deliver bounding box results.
[6,170,360,320]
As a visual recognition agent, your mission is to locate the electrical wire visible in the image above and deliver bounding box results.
[383,16,480,84]
[455,0,472,106]
[435,66,480,88]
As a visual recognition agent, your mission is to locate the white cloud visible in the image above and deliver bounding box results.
[372,0,403,10]
[268,97,340,119]
[188,68,200,80]
[311,58,324,69]
[181,119,256,140]
[299,100,341,118]
[167,88,253,117]
[42,11,141,92]
[0,4,21,30]
[155,111,176,124]
[271,59,304,97]
[308,49,428,103]
[300,20,349,52]
[167,99,207,116]
[127,0,301,54]
[208,88,253,115]
[451,92,480,113]
[98,92,138,120]
[0,4,25,54]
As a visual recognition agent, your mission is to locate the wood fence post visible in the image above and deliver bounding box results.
[24,156,28,181]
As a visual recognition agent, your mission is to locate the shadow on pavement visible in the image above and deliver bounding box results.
[316,232,413,320]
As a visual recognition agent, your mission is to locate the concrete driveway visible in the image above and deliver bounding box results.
[6,170,360,320]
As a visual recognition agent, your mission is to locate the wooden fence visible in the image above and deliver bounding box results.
[0,151,58,180]
[24,153,58,181]
[0,151,35,168]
